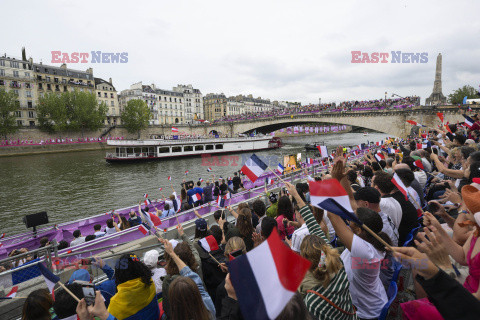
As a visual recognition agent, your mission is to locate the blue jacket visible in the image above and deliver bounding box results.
[180,266,215,318]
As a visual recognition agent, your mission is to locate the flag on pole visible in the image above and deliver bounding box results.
[308,179,362,225]
[317,145,328,158]
[215,195,225,207]
[241,154,268,183]
[138,224,150,235]
[199,178,204,183]
[463,114,475,128]
[276,163,284,174]
[207,167,213,172]
[228,228,311,320]
[185,170,189,175]
[171,127,179,133]
[38,263,60,296]
[305,157,314,164]
[391,173,408,200]
[167,176,172,181]
[192,193,202,202]
[416,142,431,149]
[198,235,219,253]
[375,152,385,162]
[436,112,444,124]
[143,193,148,198]
[267,177,275,185]
[0,233,4,239]
[406,120,425,127]
[3,286,18,298]
[144,199,152,206]
[224,192,231,200]
[413,159,424,170]
[158,187,163,192]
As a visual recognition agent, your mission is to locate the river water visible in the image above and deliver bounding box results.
[0,132,385,235]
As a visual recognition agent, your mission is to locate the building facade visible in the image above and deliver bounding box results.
[172,84,204,123]
[204,93,227,121]
[0,56,36,126]
[226,97,245,116]
[119,82,185,125]
[95,77,120,125]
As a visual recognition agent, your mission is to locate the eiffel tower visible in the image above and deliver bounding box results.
[426,53,447,106]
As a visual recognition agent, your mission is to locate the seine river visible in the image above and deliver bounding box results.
[0,132,385,235]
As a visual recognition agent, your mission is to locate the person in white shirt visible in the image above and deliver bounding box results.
[354,187,399,246]
[93,224,106,238]
[143,249,167,294]
[70,230,86,247]
[328,207,389,320]
[290,206,310,253]
[104,218,117,235]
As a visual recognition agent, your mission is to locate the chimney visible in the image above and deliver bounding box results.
[109,77,112,84]
[86,67,93,74]
[60,63,67,69]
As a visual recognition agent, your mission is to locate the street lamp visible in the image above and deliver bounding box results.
[385,92,387,101]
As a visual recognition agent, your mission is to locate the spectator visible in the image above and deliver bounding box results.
[253,199,267,234]
[265,192,278,218]
[22,289,53,320]
[143,249,167,294]
[53,283,84,320]
[276,196,295,241]
[104,219,117,235]
[161,203,175,218]
[58,240,69,250]
[94,224,106,237]
[260,216,278,239]
[85,235,96,242]
[232,172,241,191]
[128,210,142,227]
[200,225,227,303]
[203,181,214,203]
[70,230,86,247]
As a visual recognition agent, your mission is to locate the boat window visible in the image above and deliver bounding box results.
[206,145,214,150]
[195,145,204,151]
[172,146,182,153]
[215,144,223,150]
[184,145,193,152]
[158,147,170,154]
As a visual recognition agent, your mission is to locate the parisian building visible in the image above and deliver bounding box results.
[95,77,120,125]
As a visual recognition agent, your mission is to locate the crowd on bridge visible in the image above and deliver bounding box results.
[213,96,420,123]
[9,112,480,320]
[0,136,126,147]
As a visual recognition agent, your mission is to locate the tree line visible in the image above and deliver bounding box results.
[0,89,151,138]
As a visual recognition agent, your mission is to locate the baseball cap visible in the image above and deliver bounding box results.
[195,218,207,232]
[354,187,381,204]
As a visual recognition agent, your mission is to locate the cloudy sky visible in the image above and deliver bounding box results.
[2,0,479,105]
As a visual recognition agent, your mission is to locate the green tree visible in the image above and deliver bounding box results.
[448,85,480,105]
[121,99,151,138]
[37,90,107,135]
[0,88,19,139]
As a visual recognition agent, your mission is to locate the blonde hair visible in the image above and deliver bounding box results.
[224,236,247,257]
[300,235,342,288]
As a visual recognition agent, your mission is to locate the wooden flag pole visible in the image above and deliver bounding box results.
[361,224,394,252]
[407,191,423,214]
[208,252,221,265]
[268,168,286,184]
[57,281,80,303]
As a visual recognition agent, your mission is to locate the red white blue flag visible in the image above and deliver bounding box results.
[391,173,408,200]
[167,176,172,181]
[228,228,310,319]
[308,179,362,225]
[192,193,202,202]
[207,167,213,172]
[38,263,60,296]
[198,235,219,253]
[375,152,385,162]
[276,163,284,174]
[317,145,328,158]
[241,154,268,183]
[463,114,475,128]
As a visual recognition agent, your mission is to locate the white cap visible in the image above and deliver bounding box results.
[143,250,160,268]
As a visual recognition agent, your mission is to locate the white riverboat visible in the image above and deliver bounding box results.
[105,136,282,162]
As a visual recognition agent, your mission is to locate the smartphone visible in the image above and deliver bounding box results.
[221,212,226,220]
[79,282,95,306]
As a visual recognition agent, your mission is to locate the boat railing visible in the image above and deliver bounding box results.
[107,136,270,146]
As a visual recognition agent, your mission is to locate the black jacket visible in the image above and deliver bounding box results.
[201,248,227,303]
[232,176,241,190]
[217,297,244,320]
[417,269,480,320]
[389,191,418,245]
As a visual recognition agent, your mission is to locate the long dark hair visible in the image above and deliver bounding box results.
[277,195,294,221]
[22,289,52,320]
[165,242,199,275]
[356,207,391,252]
[115,253,153,287]
[181,188,187,201]
[168,277,211,320]
[237,208,254,238]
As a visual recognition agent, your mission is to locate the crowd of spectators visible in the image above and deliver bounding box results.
[214,96,420,123]
[14,113,480,320]
[0,136,125,147]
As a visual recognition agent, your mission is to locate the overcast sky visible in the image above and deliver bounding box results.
[2,0,479,105]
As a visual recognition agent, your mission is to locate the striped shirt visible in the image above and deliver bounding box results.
[299,206,357,320]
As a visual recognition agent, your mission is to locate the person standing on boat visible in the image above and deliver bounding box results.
[203,181,214,203]
[186,184,196,207]
[161,203,175,218]
[232,172,241,191]
[219,179,228,196]
[128,210,142,227]
[193,181,204,207]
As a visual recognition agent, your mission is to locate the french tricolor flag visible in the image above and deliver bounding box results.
[143,193,148,198]
[267,177,275,185]
[406,120,426,127]
[1,286,18,299]
[413,159,424,170]
[167,176,172,181]
[138,224,150,235]
[198,235,219,253]
[216,195,225,207]
[185,170,189,175]
[416,141,431,149]
[375,152,385,162]
[228,228,310,319]
[199,178,204,183]
[192,193,202,202]
[316,145,328,158]
[463,114,475,128]
[38,263,60,296]
[171,127,179,133]
[391,173,409,200]
[144,199,152,206]
[308,179,362,225]
[276,163,284,174]
[305,157,314,164]
[207,167,213,172]
[241,154,268,183]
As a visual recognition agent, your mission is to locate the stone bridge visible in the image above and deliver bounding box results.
[154,106,468,138]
